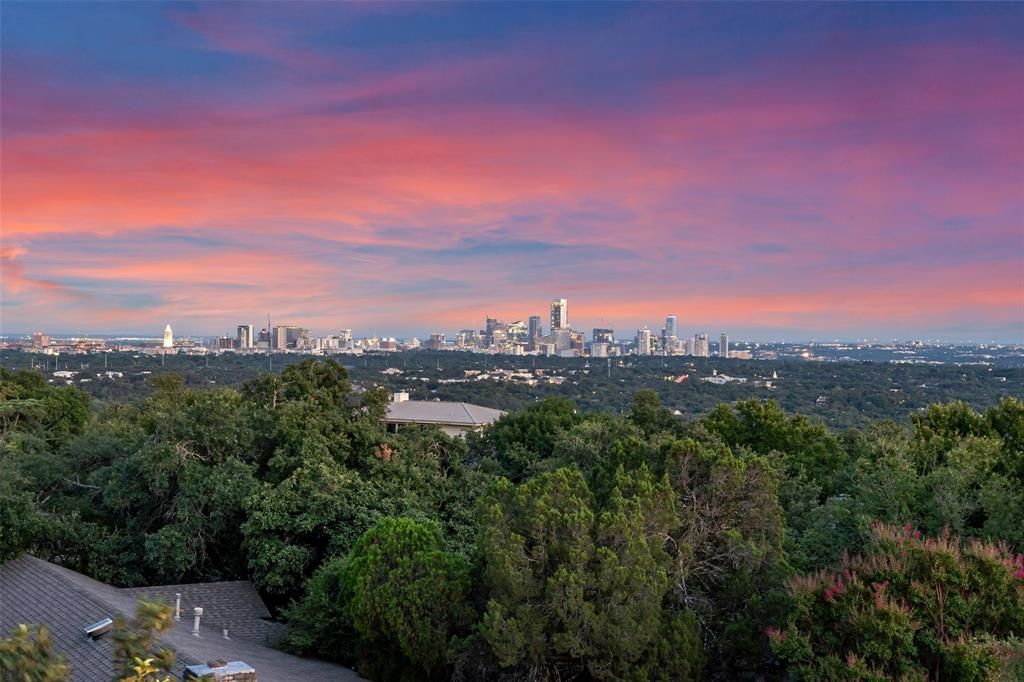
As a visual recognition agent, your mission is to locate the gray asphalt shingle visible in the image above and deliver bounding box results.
[0,555,362,681]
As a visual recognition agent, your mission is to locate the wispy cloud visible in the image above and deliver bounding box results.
[2,3,1021,339]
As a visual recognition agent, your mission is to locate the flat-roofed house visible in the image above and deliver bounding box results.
[384,400,505,437]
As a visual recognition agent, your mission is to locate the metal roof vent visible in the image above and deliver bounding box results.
[84,618,113,639]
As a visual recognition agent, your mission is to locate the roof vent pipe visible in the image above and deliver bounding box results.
[192,607,203,637]
[175,593,182,621]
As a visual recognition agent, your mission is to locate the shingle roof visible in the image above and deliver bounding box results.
[122,580,285,646]
[0,555,363,682]
[385,400,505,427]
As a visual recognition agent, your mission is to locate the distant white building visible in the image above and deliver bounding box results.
[162,325,174,348]
[550,298,568,331]
[636,327,651,355]
[693,333,709,357]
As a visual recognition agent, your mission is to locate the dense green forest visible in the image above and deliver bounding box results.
[2,359,1023,681]
[4,349,1020,429]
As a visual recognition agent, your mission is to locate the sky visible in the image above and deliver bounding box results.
[2,2,1022,342]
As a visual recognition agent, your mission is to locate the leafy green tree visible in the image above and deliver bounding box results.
[242,462,391,603]
[660,438,788,672]
[473,398,582,480]
[0,624,68,681]
[0,369,91,450]
[911,401,993,473]
[629,390,677,435]
[703,400,847,496]
[293,517,472,681]
[0,481,37,562]
[112,600,176,681]
[478,467,702,680]
[986,397,1024,486]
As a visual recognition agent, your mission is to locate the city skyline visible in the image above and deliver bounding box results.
[2,3,1022,342]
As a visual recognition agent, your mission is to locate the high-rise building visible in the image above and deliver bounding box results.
[661,314,679,354]
[507,320,528,342]
[216,336,236,350]
[550,298,568,331]
[694,333,709,357]
[485,317,499,343]
[271,325,306,350]
[272,326,288,350]
[553,328,573,352]
[636,327,651,355]
[592,328,615,344]
[31,332,49,348]
[719,333,729,358]
[237,324,254,349]
[528,315,542,341]
[162,325,174,349]
[665,315,678,339]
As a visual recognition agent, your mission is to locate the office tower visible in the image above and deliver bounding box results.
[272,326,288,350]
[528,315,542,341]
[553,328,573,351]
[237,324,254,349]
[694,333,709,357]
[665,315,678,339]
[339,329,353,342]
[590,342,608,358]
[31,332,49,348]
[662,314,679,353]
[162,325,174,348]
[507,320,528,342]
[636,327,651,355]
[719,333,729,358]
[550,298,568,331]
[592,328,615,344]
[270,325,305,350]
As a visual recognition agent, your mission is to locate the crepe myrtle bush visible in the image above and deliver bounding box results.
[769,522,1024,681]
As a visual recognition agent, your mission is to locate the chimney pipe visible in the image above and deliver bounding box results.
[192,607,203,637]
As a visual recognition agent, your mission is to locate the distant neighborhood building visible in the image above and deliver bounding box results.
[384,400,505,437]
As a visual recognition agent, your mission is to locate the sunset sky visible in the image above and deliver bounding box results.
[2,2,1022,341]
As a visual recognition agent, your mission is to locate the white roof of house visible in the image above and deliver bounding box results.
[385,401,505,427]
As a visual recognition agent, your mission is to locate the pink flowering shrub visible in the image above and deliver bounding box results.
[769,522,1024,681]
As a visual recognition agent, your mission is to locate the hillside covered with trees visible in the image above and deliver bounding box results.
[2,359,1023,681]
